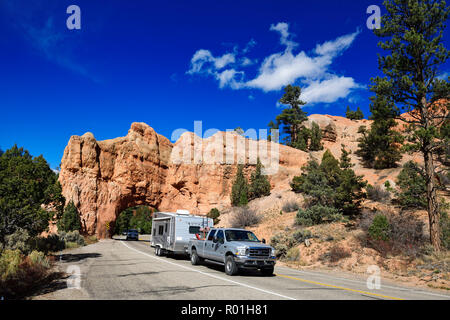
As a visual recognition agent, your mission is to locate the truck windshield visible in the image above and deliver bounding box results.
[225,230,259,242]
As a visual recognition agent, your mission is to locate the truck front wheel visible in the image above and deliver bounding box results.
[225,255,239,276]
[190,249,202,265]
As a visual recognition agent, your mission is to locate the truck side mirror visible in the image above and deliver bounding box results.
[262,239,266,244]
[212,236,218,243]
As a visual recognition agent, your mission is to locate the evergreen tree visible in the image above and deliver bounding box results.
[207,208,221,225]
[356,95,404,169]
[273,85,309,150]
[395,161,428,209]
[249,158,271,200]
[309,122,323,151]
[57,201,81,232]
[291,150,366,218]
[129,206,152,234]
[115,208,133,234]
[340,145,353,169]
[346,106,364,120]
[0,145,62,242]
[372,0,450,250]
[231,165,249,207]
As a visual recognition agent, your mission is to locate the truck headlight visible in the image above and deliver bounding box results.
[236,247,247,256]
[271,248,276,257]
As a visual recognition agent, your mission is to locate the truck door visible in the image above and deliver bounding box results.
[203,229,216,259]
[210,229,226,262]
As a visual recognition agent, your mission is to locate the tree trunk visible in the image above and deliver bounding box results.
[424,149,442,251]
[421,94,442,251]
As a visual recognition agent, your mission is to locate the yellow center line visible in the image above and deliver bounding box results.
[275,273,405,300]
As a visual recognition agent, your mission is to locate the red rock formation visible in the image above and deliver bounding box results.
[59,114,426,238]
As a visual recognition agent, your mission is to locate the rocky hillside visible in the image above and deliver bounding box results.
[59,114,423,238]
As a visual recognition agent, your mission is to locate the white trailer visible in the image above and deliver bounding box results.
[151,210,213,256]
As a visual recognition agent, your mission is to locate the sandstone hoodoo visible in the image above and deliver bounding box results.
[59,115,422,238]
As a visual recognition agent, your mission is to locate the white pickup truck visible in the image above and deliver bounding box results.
[188,228,276,276]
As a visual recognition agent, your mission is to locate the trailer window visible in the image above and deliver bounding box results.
[207,229,216,241]
[158,225,164,235]
[189,226,201,234]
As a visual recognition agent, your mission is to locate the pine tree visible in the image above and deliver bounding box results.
[340,145,353,169]
[346,106,364,120]
[372,0,450,249]
[249,158,271,200]
[231,165,249,207]
[273,85,309,149]
[309,122,323,151]
[207,208,221,225]
[291,150,366,218]
[57,201,81,232]
[356,95,404,169]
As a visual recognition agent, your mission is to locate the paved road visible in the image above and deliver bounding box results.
[35,238,450,300]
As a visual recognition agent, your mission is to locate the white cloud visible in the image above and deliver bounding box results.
[302,76,362,104]
[314,29,360,57]
[187,49,236,74]
[245,51,330,91]
[187,22,362,104]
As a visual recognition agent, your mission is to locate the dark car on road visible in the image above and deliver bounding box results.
[126,229,139,241]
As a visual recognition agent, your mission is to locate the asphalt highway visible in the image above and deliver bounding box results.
[34,237,450,300]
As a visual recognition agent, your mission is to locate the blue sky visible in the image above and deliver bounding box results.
[0,0,449,169]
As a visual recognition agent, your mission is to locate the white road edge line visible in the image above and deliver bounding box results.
[278,267,450,299]
[121,241,296,300]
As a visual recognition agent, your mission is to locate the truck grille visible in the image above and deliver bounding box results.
[248,248,270,257]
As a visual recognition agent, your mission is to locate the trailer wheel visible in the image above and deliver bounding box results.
[225,255,239,276]
[190,249,202,265]
[155,246,161,256]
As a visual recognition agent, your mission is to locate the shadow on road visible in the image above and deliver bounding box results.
[60,253,102,263]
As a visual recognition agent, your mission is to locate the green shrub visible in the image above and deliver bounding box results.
[0,249,52,299]
[28,251,49,269]
[31,234,65,254]
[368,214,391,241]
[282,200,300,212]
[3,228,31,254]
[59,230,85,246]
[64,242,80,249]
[292,229,312,243]
[0,249,22,281]
[270,232,296,258]
[286,247,300,262]
[296,205,342,226]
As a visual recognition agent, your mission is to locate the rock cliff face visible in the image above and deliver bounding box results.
[59,114,421,238]
[59,123,172,238]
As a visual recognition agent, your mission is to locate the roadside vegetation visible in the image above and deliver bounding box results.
[0,145,98,299]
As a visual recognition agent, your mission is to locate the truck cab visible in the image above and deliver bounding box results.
[188,228,276,276]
